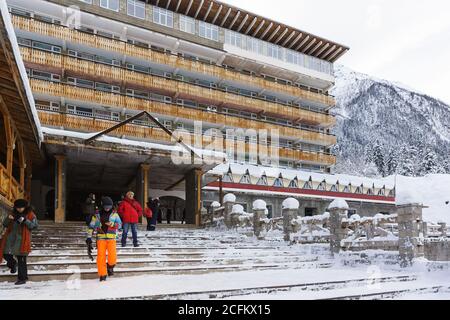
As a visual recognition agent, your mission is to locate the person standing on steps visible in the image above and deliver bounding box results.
[86,196,122,282]
[83,193,96,226]
[118,191,142,247]
[148,198,161,231]
[0,199,38,285]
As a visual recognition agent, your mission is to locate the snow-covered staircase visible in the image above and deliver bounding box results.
[0,221,332,282]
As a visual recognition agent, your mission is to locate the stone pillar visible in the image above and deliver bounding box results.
[253,200,268,240]
[185,169,203,226]
[136,164,150,225]
[397,203,425,267]
[223,193,236,228]
[438,222,447,237]
[328,199,349,255]
[282,198,299,242]
[54,155,67,224]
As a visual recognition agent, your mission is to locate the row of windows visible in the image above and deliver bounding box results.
[223,171,394,197]
[76,0,332,75]
[225,30,333,75]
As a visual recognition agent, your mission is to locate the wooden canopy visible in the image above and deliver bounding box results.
[0,5,42,164]
[148,0,349,62]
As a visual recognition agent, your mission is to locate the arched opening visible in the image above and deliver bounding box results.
[158,196,186,224]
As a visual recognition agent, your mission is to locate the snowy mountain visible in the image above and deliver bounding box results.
[331,65,450,177]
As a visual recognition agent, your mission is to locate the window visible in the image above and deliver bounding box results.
[377,189,385,196]
[343,185,351,193]
[31,70,60,82]
[303,180,313,190]
[100,0,119,12]
[330,185,339,192]
[317,181,326,191]
[355,186,363,194]
[199,22,219,41]
[79,0,92,3]
[223,171,233,183]
[257,174,268,186]
[288,178,298,188]
[127,0,145,19]
[273,175,284,187]
[32,41,61,54]
[179,15,195,34]
[239,170,251,184]
[153,7,173,28]
[225,31,242,47]
[267,44,282,60]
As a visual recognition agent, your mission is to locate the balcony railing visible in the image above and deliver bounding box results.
[37,110,336,166]
[30,78,337,147]
[11,14,335,107]
[0,163,26,205]
[20,46,335,127]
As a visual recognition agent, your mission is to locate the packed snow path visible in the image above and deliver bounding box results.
[1,222,449,300]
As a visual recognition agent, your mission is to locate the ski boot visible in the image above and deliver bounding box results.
[107,265,115,276]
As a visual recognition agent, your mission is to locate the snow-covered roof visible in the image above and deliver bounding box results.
[209,163,395,189]
[41,127,226,159]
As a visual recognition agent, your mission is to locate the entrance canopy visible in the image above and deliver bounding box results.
[42,127,224,192]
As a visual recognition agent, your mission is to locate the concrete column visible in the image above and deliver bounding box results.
[54,155,67,224]
[223,194,236,228]
[185,169,203,226]
[397,203,425,267]
[438,222,447,237]
[136,164,150,225]
[253,200,268,240]
[328,199,350,255]
[282,198,300,242]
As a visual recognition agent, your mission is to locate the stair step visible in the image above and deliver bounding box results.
[0,261,332,282]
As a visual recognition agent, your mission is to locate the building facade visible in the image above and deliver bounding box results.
[2,0,393,223]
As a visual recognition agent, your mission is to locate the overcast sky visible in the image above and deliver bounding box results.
[220,0,450,105]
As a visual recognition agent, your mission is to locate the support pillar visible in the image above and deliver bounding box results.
[219,176,223,205]
[54,155,67,224]
[398,203,426,267]
[136,164,150,225]
[185,168,203,226]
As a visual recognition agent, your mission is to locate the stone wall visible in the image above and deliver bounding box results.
[202,191,396,218]
[425,240,450,261]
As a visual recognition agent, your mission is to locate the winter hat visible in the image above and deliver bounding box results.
[101,197,114,210]
[14,199,28,209]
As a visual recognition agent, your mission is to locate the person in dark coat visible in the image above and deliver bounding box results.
[166,208,172,224]
[148,198,160,231]
[83,193,96,226]
[0,199,38,285]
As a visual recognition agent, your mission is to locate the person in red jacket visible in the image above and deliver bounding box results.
[118,191,142,247]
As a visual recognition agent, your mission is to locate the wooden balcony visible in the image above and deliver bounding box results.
[20,46,335,127]
[0,164,26,206]
[30,79,337,146]
[12,15,335,107]
[37,111,336,166]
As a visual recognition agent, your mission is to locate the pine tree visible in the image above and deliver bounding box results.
[419,148,439,175]
[371,141,386,176]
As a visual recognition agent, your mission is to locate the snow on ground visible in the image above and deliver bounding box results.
[395,174,450,223]
[0,226,449,300]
